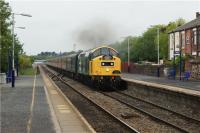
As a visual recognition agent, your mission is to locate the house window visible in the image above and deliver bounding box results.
[186,35,190,44]
[181,32,185,48]
[175,32,179,48]
[170,34,174,50]
[176,44,179,48]
[192,29,197,45]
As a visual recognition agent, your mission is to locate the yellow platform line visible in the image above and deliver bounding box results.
[27,70,37,133]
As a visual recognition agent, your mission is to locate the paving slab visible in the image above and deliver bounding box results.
[1,75,55,133]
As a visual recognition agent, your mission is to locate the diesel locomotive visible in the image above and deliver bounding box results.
[46,45,121,88]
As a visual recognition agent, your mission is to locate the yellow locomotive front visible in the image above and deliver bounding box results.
[89,46,121,82]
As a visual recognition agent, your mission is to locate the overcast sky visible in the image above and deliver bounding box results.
[7,0,200,55]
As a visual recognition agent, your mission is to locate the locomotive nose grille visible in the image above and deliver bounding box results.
[101,62,114,66]
[102,55,113,60]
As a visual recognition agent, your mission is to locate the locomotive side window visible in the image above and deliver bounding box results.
[92,49,100,58]
[109,48,119,57]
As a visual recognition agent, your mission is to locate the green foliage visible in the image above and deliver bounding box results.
[18,54,35,75]
[0,0,23,72]
[164,60,173,67]
[169,55,185,71]
[171,55,185,66]
[185,54,193,61]
[19,54,33,69]
[111,18,186,63]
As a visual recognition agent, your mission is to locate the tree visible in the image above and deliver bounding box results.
[19,54,33,69]
[0,0,23,73]
[110,18,186,63]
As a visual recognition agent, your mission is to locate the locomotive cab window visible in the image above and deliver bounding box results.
[101,47,109,55]
[91,47,119,59]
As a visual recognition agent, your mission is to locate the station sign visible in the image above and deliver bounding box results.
[174,51,180,54]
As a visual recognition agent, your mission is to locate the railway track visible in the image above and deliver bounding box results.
[117,90,200,123]
[42,66,139,133]
[100,90,200,133]
[42,65,200,132]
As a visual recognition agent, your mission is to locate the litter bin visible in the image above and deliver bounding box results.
[164,67,176,79]
[0,73,6,84]
[157,67,160,77]
[164,67,170,77]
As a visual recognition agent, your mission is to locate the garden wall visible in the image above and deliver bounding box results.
[122,62,164,77]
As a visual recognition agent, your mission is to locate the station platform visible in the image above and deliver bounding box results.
[1,75,55,133]
[1,70,95,133]
[40,67,95,133]
[122,73,200,91]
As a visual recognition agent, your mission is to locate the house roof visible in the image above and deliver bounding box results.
[169,17,200,33]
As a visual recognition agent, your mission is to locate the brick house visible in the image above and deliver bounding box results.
[168,12,200,79]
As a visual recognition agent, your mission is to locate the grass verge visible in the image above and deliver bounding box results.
[19,67,36,75]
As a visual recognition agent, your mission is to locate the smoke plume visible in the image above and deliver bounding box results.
[72,19,118,49]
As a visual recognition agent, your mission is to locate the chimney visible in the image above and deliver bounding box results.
[196,12,200,18]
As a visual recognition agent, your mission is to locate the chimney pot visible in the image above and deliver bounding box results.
[196,12,200,18]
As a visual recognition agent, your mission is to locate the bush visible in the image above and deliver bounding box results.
[19,55,34,69]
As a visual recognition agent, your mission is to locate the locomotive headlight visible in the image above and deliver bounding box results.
[102,62,105,66]
[106,68,109,72]
[110,62,114,66]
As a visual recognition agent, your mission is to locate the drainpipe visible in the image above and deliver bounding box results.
[173,32,176,80]
[179,31,182,80]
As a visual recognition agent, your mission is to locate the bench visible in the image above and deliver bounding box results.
[167,69,176,79]
[6,72,12,83]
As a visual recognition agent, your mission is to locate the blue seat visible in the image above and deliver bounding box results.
[167,69,176,79]
[183,71,191,80]
[6,72,12,83]
[6,76,12,83]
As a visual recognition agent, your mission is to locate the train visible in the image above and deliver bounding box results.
[46,45,121,88]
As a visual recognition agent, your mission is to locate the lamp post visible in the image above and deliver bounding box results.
[179,48,182,80]
[127,37,130,72]
[157,28,160,65]
[0,19,1,74]
[11,13,32,87]
[16,27,25,77]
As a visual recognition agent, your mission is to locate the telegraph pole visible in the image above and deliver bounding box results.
[128,37,130,72]
[157,28,160,65]
[12,13,15,87]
